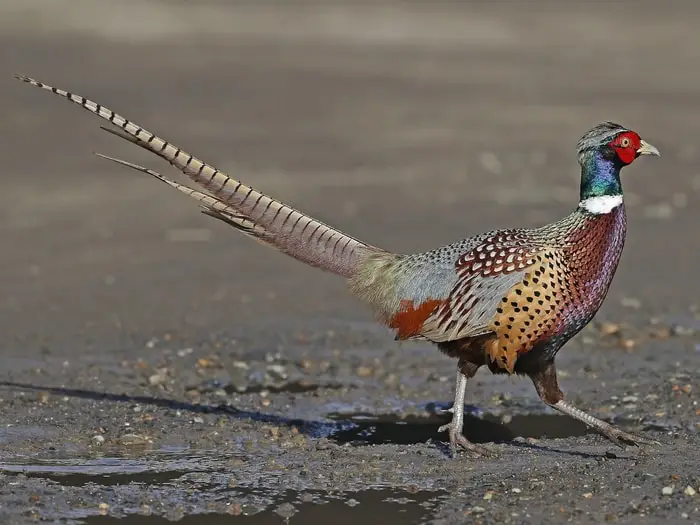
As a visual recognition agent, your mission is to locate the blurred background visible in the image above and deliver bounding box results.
[1,0,698,352]
[0,2,699,522]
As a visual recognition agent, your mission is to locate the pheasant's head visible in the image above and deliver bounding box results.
[577,122,660,208]
[577,122,660,166]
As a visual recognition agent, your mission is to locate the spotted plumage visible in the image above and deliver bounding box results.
[15,74,662,456]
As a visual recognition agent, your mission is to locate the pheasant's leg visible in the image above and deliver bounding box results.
[438,364,491,456]
[531,361,659,448]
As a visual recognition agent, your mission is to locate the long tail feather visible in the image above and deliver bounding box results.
[96,153,278,247]
[15,73,381,277]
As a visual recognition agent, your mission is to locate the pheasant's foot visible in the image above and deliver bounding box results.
[437,368,492,457]
[438,419,492,457]
[599,425,661,448]
[551,400,660,449]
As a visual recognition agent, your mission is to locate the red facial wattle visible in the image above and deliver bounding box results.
[609,131,642,165]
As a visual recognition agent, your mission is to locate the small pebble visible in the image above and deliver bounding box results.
[512,488,522,494]
[118,433,152,446]
[619,339,636,350]
[356,366,374,377]
[471,506,486,514]
[621,297,642,309]
[92,435,105,445]
[197,358,217,369]
[148,371,167,386]
[267,364,288,380]
[36,391,50,404]
[599,322,621,336]
[661,486,674,496]
[479,151,502,175]
[193,416,204,424]
[683,486,696,496]
[644,202,673,219]
[274,503,297,519]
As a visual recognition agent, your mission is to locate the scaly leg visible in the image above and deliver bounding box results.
[438,366,491,456]
[531,361,660,448]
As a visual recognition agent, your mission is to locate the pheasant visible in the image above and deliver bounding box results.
[15,74,661,456]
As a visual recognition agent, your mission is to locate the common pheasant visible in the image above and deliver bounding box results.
[15,74,661,456]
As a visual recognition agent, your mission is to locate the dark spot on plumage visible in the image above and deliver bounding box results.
[532,277,540,284]
[511,301,518,307]
[514,307,521,313]
[497,307,504,314]
[502,298,508,303]
[515,289,522,295]
[508,317,515,322]
[522,306,529,312]
[523,280,529,286]
[534,291,541,297]
[494,321,500,326]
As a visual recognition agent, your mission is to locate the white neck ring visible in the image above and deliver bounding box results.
[579,195,623,214]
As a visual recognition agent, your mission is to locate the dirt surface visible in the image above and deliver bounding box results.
[1,1,699,523]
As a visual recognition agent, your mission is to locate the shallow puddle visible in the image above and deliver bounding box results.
[81,488,439,524]
[326,412,592,445]
[0,449,443,523]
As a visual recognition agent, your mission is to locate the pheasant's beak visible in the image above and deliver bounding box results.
[637,140,660,157]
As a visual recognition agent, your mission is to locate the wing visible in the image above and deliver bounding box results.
[419,232,578,372]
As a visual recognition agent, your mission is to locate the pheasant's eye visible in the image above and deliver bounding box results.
[619,137,631,148]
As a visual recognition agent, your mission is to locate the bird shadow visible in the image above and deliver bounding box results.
[0,381,614,459]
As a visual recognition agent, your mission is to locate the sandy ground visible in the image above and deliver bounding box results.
[0,1,699,523]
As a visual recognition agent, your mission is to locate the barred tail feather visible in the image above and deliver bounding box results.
[16,74,382,278]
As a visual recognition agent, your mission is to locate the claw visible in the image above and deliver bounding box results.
[605,428,661,449]
[438,421,493,457]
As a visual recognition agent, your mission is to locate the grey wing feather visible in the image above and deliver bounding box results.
[419,270,525,342]
[411,232,541,342]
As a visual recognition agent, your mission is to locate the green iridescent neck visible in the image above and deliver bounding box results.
[579,150,623,201]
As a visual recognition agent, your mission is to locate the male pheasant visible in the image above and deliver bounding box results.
[15,74,661,456]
